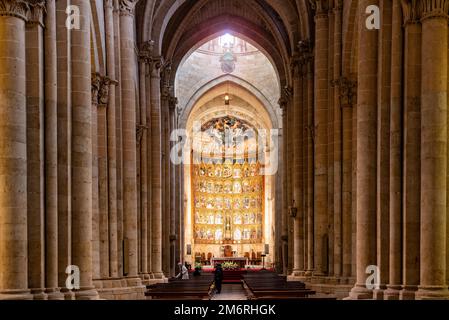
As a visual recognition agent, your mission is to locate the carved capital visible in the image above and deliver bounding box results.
[0,0,30,21]
[333,0,342,12]
[278,86,293,109]
[104,0,114,10]
[419,0,449,21]
[401,0,422,24]
[139,40,155,62]
[136,125,148,146]
[332,77,357,108]
[119,0,138,17]
[26,0,46,26]
[309,0,329,18]
[92,73,116,106]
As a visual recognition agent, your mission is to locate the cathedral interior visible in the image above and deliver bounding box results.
[1,0,449,301]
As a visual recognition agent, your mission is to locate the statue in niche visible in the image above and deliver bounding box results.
[208,213,214,224]
[207,229,213,240]
[233,168,241,178]
[234,214,242,225]
[215,229,223,240]
[234,228,242,241]
[207,182,213,193]
[233,199,240,210]
[195,211,200,224]
[224,198,231,210]
[215,166,222,177]
[215,212,223,224]
[233,181,242,194]
[250,212,255,224]
[206,199,213,209]
[243,198,250,209]
[243,213,249,225]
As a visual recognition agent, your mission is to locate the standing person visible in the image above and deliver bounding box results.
[214,263,224,294]
[176,262,189,280]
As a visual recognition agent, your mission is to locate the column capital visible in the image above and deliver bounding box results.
[104,0,114,10]
[0,0,30,21]
[401,0,422,24]
[331,76,357,108]
[136,125,148,146]
[332,0,343,12]
[309,0,329,18]
[419,0,449,21]
[119,0,138,17]
[278,86,293,109]
[26,0,46,26]
[92,73,117,107]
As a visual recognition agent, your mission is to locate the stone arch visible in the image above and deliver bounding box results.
[178,75,281,131]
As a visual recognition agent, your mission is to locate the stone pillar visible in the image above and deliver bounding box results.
[26,0,46,300]
[291,47,304,276]
[312,0,329,276]
[138,44,150,278]
[70,0,98,300]
[91,74,100,280]
[0,0,32,300]
[385,0,403,300]
[44,0,64,300]
[332,0,343,279]
[416,1,449,300]
[105,0,118,278]
[306,48,315,276]
[374,0,392,300]
[337,77,356,280]
[169,94,178,277]
[56,0,74,300]
[119,0,139,278]
[150,55,165,278]
[400,0,421,300]
[349,0,379,299]
[96,76,112,279]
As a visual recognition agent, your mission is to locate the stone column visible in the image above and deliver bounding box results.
[70,0,98,300]
[374,0,392,300]
[349,0,379,300]
[385,0,403,300]
[400,0,421,300]
[0,0,32,300]
[44,0,64,300]
[312,0,329,276]
[56,0,74,300]
[26,0,46,300]
[138,44,150,278]
[279,93,289,275]
[305,48,315,276]
[337,77,356,280]
[416,1,449,300]
[105,0,118,278]
[150,55,165,278]
[119,0,139,278]
[169,94,178,277]
[97,77,112,279]
[332,0,343,279]
[91,74,100,280]
[291,48,304,276]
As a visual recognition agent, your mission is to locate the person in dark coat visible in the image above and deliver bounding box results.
[214,264,224,294]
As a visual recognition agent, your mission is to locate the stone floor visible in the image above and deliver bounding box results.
[211,284,248,300]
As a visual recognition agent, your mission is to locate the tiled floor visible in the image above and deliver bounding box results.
[211,284,248,300]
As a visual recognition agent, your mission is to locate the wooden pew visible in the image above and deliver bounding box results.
[145,274,214,300]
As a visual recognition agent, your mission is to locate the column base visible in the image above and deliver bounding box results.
[30,288,48,300]
[348,284,373,300]
[291,269,304,277]
[373,286,387,300]
[384,285,402,300]
[45,288,65,300]
[0,289,33,300]
[151,272,166,280]
[415,286,449,300]
[74,287,99,300]
[60,288,76,300]
[399,285,418,300]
